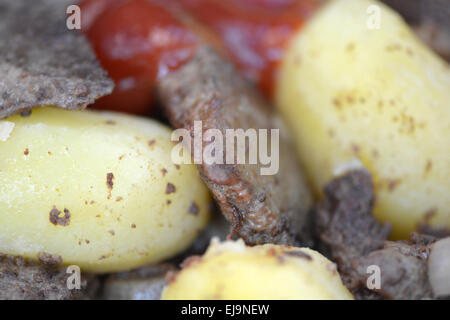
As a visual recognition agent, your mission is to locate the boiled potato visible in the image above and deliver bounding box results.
[161,239,353,300]
[0,107,211,273]
[277,0,450,239]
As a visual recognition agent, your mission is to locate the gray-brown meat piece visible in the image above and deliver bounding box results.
[316,169,438,299]
[0,0,114,119]
[352,235,436,300]
[315,169,392,290]
[157,47,312,246]
[0,254,97,300]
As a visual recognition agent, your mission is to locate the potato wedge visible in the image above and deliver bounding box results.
[0,107,211,273]
[162,239,353,300]
[277,0,450,239]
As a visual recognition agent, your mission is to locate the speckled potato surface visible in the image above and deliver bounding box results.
[277,0,450,239]
[0,107,211,273]
[162,239,353,300]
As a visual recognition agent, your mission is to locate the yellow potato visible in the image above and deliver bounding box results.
[277,0,450,239]
[0,107,211,273]
[162,239,353,300]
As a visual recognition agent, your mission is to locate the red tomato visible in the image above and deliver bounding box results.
[178,0,318,98]
[80,0,317,115]
[79,0,122,31]
[80,0,200,115]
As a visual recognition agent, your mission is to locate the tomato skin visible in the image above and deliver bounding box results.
[80,0,317,114]
[80,0,199,115]
[79,0,123,31]
[178,0,318,98]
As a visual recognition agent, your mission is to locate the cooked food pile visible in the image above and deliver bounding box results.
[0,0,449,300]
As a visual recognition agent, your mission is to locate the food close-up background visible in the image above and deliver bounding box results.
[0,0,449,300]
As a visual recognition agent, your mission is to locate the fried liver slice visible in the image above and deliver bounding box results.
[157,47,312,245]
[352,235,435,300]
[315,170,392,290]
[316,169,437,299]
[0,254,97,300]
[0,0,113,119]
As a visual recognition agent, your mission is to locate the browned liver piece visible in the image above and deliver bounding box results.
[157,47,312,246]
[0,0,113,119]
[316,169,438,299]
[0,254,97,300]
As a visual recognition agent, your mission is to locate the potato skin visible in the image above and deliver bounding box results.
[162,239,353,300]
[277,0,450,239]
[0,107,211,273]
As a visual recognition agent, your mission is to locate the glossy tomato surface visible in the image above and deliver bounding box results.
[80,0,199,115]
[178,0,318,98]
[80,0,317,114]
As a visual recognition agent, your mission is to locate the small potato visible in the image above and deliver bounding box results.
[0,107,211,273]
[161,239,353,300]
[277,0,450,239]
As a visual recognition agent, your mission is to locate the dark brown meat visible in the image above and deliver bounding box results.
[0,254,97,300]
[316,170,438,300]
[157,47,312,246]
[0,0,114,119]
[315,169,392,290]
